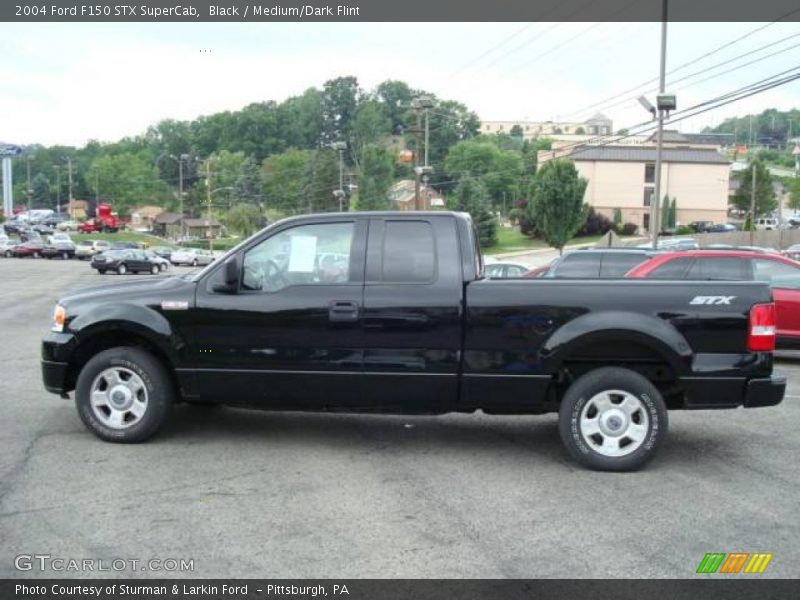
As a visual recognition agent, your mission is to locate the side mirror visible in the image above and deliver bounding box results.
[212,255,241,294]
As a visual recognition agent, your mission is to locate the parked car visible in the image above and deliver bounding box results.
[144,249,170,272]
[91,249,161,275]
[0,236,19,257]
[150,246,175,260]
[32,223,54,235]
[2,219,27,235]
[56,220,80,232]
[12,240,45,258]
[110,241,141,250]
[75,240,111,260]
[484,261,530,279]
[42,211,785,471]
[755,217,778,231]
[41,241,76,260]
[170,247,214,266]
[540,248,659,279]
[689,221,714,233]
[43,213,71,228]
[781,244,800,261]
[626,249,800,350]
[704,223,737,233]
[635,237,698,251]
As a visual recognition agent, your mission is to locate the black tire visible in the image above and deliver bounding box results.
[159,263,168,272]
[192,259,198,267]
[151,264,159,275]
[558,367,668,472]
[62,252,69,260]
[75,347,173,443]
[97,269,106,275]
[117,263,127,275]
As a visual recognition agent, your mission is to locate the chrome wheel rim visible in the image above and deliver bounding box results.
[579,390,649,457]
[89,367,148,429]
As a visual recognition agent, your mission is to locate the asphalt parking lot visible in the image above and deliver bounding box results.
[0,257,798,579]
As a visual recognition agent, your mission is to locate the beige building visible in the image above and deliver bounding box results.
[482,113,613,139]
[541,145,730,232]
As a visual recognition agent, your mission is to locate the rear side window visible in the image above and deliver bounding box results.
[382,221,435,283]
[552,253,601,278]
[599,253,648,278]
[647,257,692,279]
[686,258,748,280]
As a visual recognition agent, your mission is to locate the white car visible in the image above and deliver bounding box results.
[144,250,170,272]
[484,261,531,278]
[75,239,111,260]
[48,232,73,244]
[0,235,19,258]
[755,218,779,231]
[56,220,80,231]
[170,248,214,266]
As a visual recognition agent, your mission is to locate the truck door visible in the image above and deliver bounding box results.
[192,218,367,410]
[360,216,462,412]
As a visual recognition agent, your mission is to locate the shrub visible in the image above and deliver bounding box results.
[621,222,638,236]
[579,207,614,236]
[675,225,695,235]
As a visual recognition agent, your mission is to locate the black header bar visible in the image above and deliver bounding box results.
[3,0,800,22]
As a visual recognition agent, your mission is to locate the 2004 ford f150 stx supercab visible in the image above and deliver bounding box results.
[42,211,786,470]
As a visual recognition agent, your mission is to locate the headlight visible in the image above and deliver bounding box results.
[51,304,66,333]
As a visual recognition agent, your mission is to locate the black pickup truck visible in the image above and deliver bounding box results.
[42,211,785,471]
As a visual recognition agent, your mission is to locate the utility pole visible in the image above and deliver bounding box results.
[749,162,757,246]
[54,166,61,213]
[94,167,99,205]
[206,159,213,252]
[331,141,346,212]
[651,0,668,249]
[26,155,33,208]
[67,157,73,218]
[414,100,422,210]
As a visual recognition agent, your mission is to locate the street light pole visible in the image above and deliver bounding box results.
[26,156,33,208]
[67,157,73,218]
[54,166,61,213]
[330,141,347,212]
[651,1,668,250]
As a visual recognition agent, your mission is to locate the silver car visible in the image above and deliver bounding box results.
[170,248,214,266]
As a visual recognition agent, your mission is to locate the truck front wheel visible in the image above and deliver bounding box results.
[558,367,667,472]
[75,347,173,443]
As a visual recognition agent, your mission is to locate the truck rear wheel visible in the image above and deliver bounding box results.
[75,347,173,443]
[558,367,667,472]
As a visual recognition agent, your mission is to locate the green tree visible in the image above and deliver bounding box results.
[351,100,391,165]
[528,159,588,253]
[375,80,414,134]
[669,197,677,229]
[89,152,163,216]
[452,176,497,247]
[233,156,265,205]
[356,145,394,211]
[262,148,314,214]
[660,195,670,231]
[509,124,524,138]
[308,149,342,213]
[732,159,776,216]
[575,126,586,135]
[320,76,362,146]
[32,173,50,209]
[444,140,523,209]
[787,179,800,212]
[199,150,246,208]
[613,207,623,232]
[224,203,264,237]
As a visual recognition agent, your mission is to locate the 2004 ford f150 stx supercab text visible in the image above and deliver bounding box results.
[41,212,786,470]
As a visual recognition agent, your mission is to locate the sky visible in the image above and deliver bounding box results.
[1,20,798,147]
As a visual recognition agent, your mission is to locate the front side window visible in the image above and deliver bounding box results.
[241,222,354,292]
[647,257,692,279]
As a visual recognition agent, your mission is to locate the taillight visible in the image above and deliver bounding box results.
[748,303,776,352]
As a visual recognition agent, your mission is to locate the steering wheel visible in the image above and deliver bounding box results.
[262,259,290,292]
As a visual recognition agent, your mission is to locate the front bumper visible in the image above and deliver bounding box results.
[743,375,786,408]
[41,331,77,394]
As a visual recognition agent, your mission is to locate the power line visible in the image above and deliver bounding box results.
[560,17,800,120]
